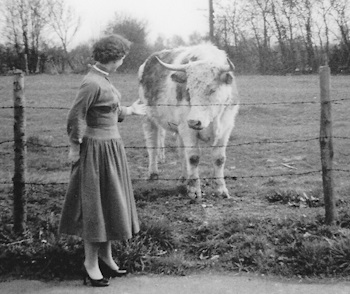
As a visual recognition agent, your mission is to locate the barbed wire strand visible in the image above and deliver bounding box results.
[1,97,350,110]
[0,140,14,145]
[1,169,350,187]
[1,86,349,194]
[1,136,350,149]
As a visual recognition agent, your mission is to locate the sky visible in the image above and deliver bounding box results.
[67,0,210,48]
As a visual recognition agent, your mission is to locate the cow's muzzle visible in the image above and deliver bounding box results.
[188,119,203,130]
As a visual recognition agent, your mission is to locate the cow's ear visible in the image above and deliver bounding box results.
[171,72,187,84]
[220,72,233,84]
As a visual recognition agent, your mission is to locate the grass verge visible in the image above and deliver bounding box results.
[1,185,350,281]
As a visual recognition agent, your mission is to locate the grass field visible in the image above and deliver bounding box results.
[0,72,350,280]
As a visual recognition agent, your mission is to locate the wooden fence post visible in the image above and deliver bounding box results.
[13,70,27,234]
[319,65,337,226]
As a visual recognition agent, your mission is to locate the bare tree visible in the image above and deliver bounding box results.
[209,0,215,43]
[245,0,273,74]
[47,0,80,72]
[6,6,22,56]
[294,0,317,71]
[3,0,47,72]
[314,0,332,57]
[330,0,350,67]
[280,0,299,71]
[271,0,289,72]
[215,0,242,49]
[212,0,329,73]
[213,0,349,74]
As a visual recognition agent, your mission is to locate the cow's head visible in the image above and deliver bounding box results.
[156,56,237,130]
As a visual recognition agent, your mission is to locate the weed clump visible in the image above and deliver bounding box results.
[0,214,178,279]
[266,189,322,208]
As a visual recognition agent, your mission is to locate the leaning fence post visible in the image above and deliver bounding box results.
[13,70,27,234]
[319,64,337,226]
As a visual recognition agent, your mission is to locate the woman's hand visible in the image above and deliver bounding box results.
[129,99,146,115]
[68,143,80,164]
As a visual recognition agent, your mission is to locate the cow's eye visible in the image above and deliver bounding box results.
[220,72,233,84]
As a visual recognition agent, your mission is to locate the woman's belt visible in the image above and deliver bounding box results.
[84,125,121,139]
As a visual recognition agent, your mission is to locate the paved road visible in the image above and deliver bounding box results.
[1,273,350,294]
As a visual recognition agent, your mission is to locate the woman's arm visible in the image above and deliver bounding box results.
[67,80,100,162]
[67,81,100,143]
[118,99,146,120]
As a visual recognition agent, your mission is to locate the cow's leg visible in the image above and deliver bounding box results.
[179,128,201,200]
[212,129,233,198]
[177,135,187,183]
[158,128,166,163]
[143,117,160,180]
[185,146,202,201]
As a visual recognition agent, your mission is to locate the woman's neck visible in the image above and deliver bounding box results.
[95,62,111,74]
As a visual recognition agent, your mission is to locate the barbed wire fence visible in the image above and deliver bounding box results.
[1,66,349,232]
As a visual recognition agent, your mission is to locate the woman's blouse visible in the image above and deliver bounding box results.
[67,67,128,144]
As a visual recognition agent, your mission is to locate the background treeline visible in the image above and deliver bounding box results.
[0,0,349,75]
[214,0,350,74]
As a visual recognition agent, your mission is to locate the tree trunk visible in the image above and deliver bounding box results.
[209,0,215,43]
[305,20,316,71]
[271,2,287,72]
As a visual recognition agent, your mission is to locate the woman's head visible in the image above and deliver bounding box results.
[92,34,131,64]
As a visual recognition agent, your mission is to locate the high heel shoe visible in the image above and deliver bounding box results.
[82,266,110,287]
[98,258,128,278]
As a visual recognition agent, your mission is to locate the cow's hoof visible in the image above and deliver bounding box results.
[216,187,231,199]
[222,193,232,199]
[188,192,196,200]
[188,189,202,202]
[188,195,202,203]
[214,191,232,199]
[149,173,159,180]
[217,191,231,199]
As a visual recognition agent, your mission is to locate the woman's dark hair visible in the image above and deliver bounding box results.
[92,34,131,64]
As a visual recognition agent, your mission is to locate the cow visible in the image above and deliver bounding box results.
[138,43,239,200]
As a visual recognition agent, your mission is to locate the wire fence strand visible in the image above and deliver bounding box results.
[1,92,349,188]
[1,168,350,187]
[1,136,350,149]
[1,97,350,111]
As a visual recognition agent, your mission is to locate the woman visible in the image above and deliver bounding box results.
[59,34,146,287]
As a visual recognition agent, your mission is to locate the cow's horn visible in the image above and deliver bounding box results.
[223,58,235,72]
[155,56,188,72]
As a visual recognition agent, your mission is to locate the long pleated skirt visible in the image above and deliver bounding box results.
[59,136,140,242]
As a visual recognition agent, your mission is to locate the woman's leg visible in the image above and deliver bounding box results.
[84,240,103,279]
[99,241,120,270]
